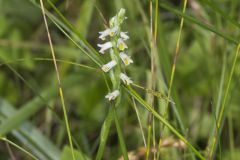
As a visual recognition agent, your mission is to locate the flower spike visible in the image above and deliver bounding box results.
[96,8,133,102]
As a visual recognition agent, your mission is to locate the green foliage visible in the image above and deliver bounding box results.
[0,0,240,159]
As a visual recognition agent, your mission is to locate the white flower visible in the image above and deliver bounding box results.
[117,38,128,51]
[105,90,120,101]
[109,27,118,37]
[99,27,118,40]
[99,29,111,40]
[119,52,133,66]
[120,32,129,40]
[97,42,113,54]
[101,60,117,72]
[120,73,133,85]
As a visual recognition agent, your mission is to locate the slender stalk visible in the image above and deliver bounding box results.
[28,0,102,66]
[228,113,234,160]
[95,107,114,160]
[48,16,102,67]
[146,125,152,160]
[209,43,240,159]
[147,0,157,159]
[154,0,159,43]
[0,58,98,71]
[217,43,240,131]
[206,51,226,158]
[114,107,129,160]
[46,0,102,61]
[5,141,16,160]
[131,83,174,103]
[125,86,205,160]
[0,137,38,160]
[157,0,188,159]
[39,1,75,160]
[163,0,188,120]
[131,97,147,147]
[159,2,238,45]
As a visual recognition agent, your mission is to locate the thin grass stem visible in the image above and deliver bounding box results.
[209,43,240,159]
[125,86,205,160]
[157,0,188,159]
[131,97,147,147]
[39,1,75,159]
[0,137,38,160]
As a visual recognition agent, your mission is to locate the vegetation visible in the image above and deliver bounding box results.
[0,0,239,159]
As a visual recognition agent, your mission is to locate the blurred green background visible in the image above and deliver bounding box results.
[0,0,240,159]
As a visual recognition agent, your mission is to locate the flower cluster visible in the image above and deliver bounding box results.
[97,9,133,101]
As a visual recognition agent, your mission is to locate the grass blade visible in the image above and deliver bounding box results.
[0,98,61,160]
[76,0,96,37]
[46,0,103,63]
[209,43,240,159]
[124,86,205,160]
[0,75,81,135]
[39,1,75,159]
[159,2,238,45]
[0,137,38,160]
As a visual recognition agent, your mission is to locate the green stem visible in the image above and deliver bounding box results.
[125,86,205,160]
[210,43,240,159]
[146,125,152,160]
[0,137,38,160]
[157,0,188,159]
[95,107,114,160]
[114,107,129,160]
[39,1,75,159]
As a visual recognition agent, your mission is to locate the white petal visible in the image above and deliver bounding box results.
[105,90,120,101]
[109,26,118,37]
[120,73,133,85]
[99,29,110,40]
[117,38,128,51]
[119,52,133,66]
[120,32,129,40]
[99,27,118,40]
[101,60,117,72]
[98,42,113,54]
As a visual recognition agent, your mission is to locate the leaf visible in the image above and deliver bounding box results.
[159,2,238,45]
[0,75,81,135]
[76,0,96,37]
[0,98,60,160]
